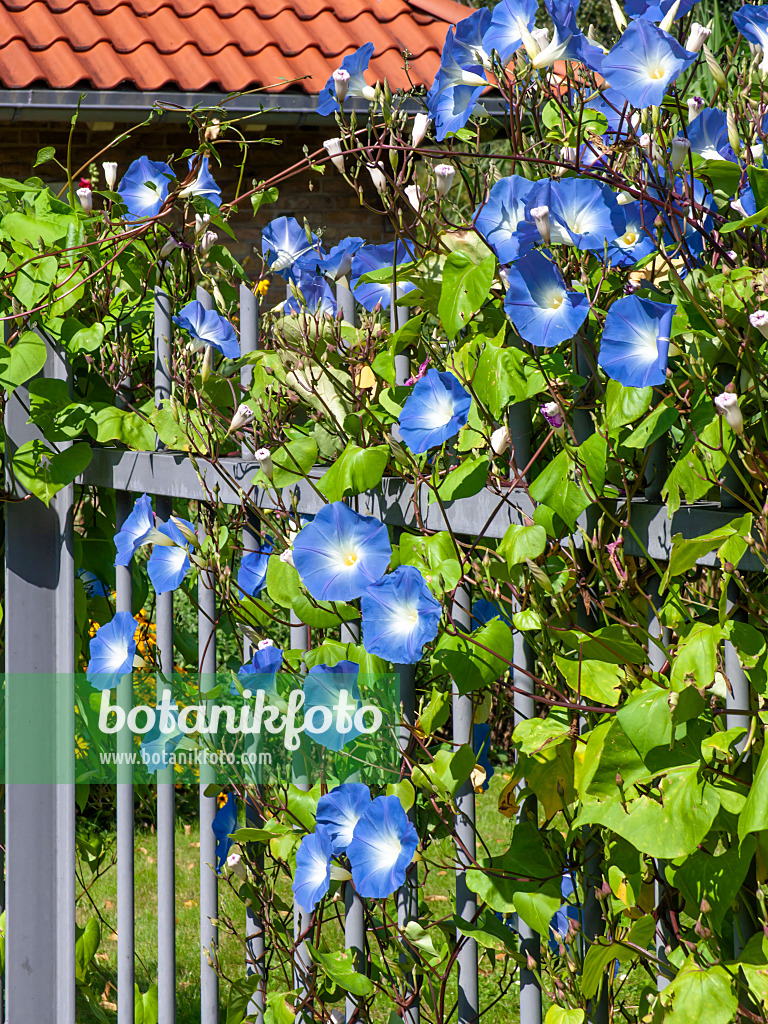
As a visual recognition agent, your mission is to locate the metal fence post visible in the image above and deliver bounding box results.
[4,328,76,1024]
[290,612,312,1019]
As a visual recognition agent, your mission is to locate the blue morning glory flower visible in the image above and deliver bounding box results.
[317,43,376,116]
[173,300,240,359]
[548,873,581,951]
[237,538,273,597]
[285,271,338,318]
[545,0,606,67]
[527,177,625,250]
[474,174,539,264]
[347,795,418,899]
[426,29,488,141]
[598,295,675,387]
[77,569,110,598]
[314,237,366,281]
[262,216,320,281]
[179,156,222,207]
[140,701,184,774]
[734,4,768,61]
[472,598,514,628]
[292,825,333,912]
[212,793,238,873]
[117,156,173,219]
[452,7,493,68]
[600,21,697,110]
[625,0,699,19]
[503,250,589,347]
[350,241,416,312]
[733,185,757,219]
[398,369,472,453]
[304,661,363,752]
[483,0,538,65]
[686,108,737,162]
[114,493,154,566]
[234,641,283,700]
[148,517,195,595]
[292,502,392,602]
[607,202,657,267]
[316,783,372,855]
[360,565,442,664]
[87,611,137,690]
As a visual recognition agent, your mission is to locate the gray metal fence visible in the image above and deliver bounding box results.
[2,281,756,1024]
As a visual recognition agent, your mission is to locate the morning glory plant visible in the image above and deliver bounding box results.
[503,251,590,347]
[117,156,173,219]
[313,237,366,281]
[212,793,238,874]
[292,502,392,602]
[87,612,138,690]
[527,177,625,250]
[475,175,539,264]
[482,0,538,65]
[316,783,372,855]
[292,826,333,912]
[426,29,488,141]
[114,493,154,565]
[598,295,675,387]
[347,795,418,898]
[316,42,377,116]
[685,109,738,162]
[600,21,698,109]
[237,538,273,597]
[608,202,657,266]
[733,4,768,72]
[234,640,283,700]
[360,566,442,664]
[350,241,416,312]
[173,300,240,359]
[147,517,195,594]
[178,156,222,207]
[398,369,472,453]
[262,216,320,280]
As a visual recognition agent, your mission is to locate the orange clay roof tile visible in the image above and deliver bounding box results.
[0,0,473,92]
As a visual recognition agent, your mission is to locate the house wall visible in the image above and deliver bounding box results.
[0,118,393,282]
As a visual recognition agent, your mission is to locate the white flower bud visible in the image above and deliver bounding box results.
[670,136,691,172]
[323,137,345,173]
[658,0,680,34]
[76,187,92,213]
[226,852,247,880]
[228,403,255,434]
[366,163,388,194]
[532,27,550,50]
[159,235,180,258]
[732,196,750,218]
[195,213,211,235]
[257,638,275,649]
[404,184,422,209]
[102,162,118,191]
[685,22,711,53]
[530,205,550,245]
[411,113,430,147]
[333,68,350,103]
[617,191,635,205]
[256,447,273,480]
[714,392,743,435]
[490,425,513,456]
[750,310,768,339]
[687,96,705,122]
[205,118,221,142]
[280,549,295,567]
[559,145,577,164]
[434,164,456,197]
[200,230,218,254]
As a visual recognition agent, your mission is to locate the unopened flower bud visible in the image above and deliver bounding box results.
[727,110,742,158]
[102,161,118,191]
[280,549,295,567]
[333,68,350,103]
[714,392,743,435]
[617,190,635,205]
[670,136,690,172]
[434,164,456,197]
[658,0,680,33]
[324,137,345,173]
[404,184,422,209]
[367,162,388,194]
[530,205,550,245]
[76,187,92,213]
[541,401,565,435]
[685,22,711,52]
[702,44,727,89]
[228,403,255,434]
[532,26,550,50]
[256,447,274,480]
[205,118,221,142]
[226,852,247,880]
[412,112,431,147]
[201,345,213,384]
[200,230,218,254]
[195,213,211,235]
[490,425,513,456]
[159,235,180,258]
[750,310,768,338]
[687,96,705,122]
[257,638,275,650]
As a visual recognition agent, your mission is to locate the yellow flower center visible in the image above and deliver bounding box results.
[344,552,358,566]
[550,295,564,309]
[650,66,664,80]
[623,230,638,246]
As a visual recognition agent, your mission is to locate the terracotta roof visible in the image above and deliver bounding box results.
[0,0,474,94]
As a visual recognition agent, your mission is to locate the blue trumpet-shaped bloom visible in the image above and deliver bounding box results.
[140,701,184,774]
[114,492,154,566]
[734,4,768,51]
[314,237,366,281]
[350,241,416,312]
[452,7,492,68]
[503,251,589,347]
[475,174,539,264]
[87,612,137,690]
[117,156,173,219]
[546,0,605,68]
[598,295,675,387]
[426,29,487,141]
[316,783,372,855]
[733,185,757,219]
[148,517,194,595]
[483,0,538,65]
[234,642,283,700]
[347,795,418,898]
[285,271,338,317]
[625,0,699,19]
[262,216,320,281]
[527,177,625,250]
[293,502,392,602]
[237,538,273,597]
[398,369,472,453]
[292,825,333,912]
[317,43,376,116]
[685,108,737,162]
[212,793,238,873]
[600,21,697,110]
[173,300,240,359]
[304,661,363,752]
[180,155,221,207]
[361,565,442,664]
[607,202,657,267]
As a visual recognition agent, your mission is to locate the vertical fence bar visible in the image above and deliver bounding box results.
[452,586,479,1024]
[115,491,136,1024]
[4,329,76,1024]
[198,509,219,1022]
[291,612,312,1018]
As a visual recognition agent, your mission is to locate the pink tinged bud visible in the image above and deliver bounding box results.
[498,266,510,291]
[687,96,705,122]
[434,163,455,197]
[228,403,255,434]
[685,22,711,53]
[670,136,691,172]
[257,638,275,649]
[541,401,565,434]
[530,205,550,245]
[411,113,430,147]
[200,230,218,254]
[226,852,247,880]
[404,184,422,209]
[715,392,743,435]
[323,137,345,173]
[490,425,513,456]
[256,447,273,479]
[532,26,550,49]
[333,68,350,103]
[102,161,118,190]
[280,549,295,567]
[76,187,92,213]
[750,310,768,339]
[367,162,388,194]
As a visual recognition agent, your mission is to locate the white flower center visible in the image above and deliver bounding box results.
[377,830,404,868]
[426,396,455,428]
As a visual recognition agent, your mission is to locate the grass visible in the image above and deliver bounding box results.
[75,772,530,1023]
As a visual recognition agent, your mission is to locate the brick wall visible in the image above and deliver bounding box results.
[0,119,392,280]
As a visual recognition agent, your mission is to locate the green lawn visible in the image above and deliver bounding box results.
[76,774,531,1023]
